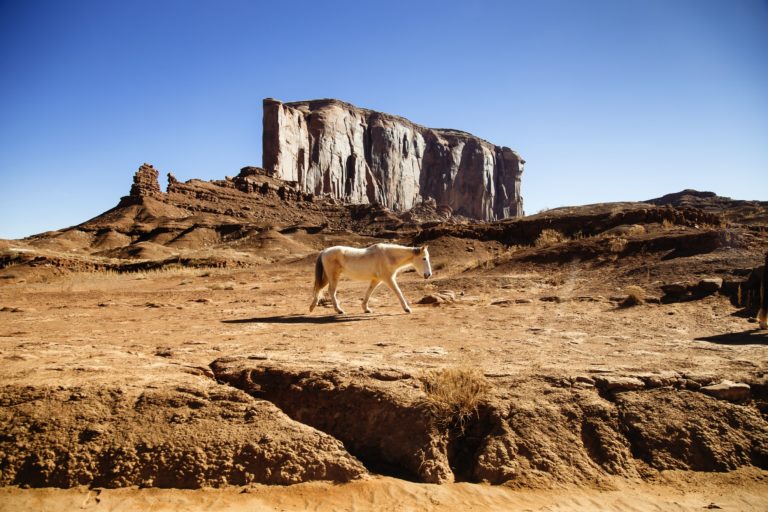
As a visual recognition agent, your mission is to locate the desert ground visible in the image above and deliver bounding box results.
[2,227,768,510]
[1,179,767,511]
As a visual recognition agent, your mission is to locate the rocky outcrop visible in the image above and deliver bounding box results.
[263,98,524,220]
[128,163,162,198]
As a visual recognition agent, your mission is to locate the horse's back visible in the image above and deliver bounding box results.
[320,244,387,280]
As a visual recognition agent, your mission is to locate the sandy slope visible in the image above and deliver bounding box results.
[1,472,767,512]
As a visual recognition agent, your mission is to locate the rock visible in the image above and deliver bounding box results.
[490,298,514,306]
[539,295,565,303]
[693,277,723,295]
[595,376,645,392]
[417,291,456,305]
[637,372,680,388]
[263,98,525,220]
[700,380,750,402]
[661,282,689,297]
[128,164,162,198]
[514,298,534,304]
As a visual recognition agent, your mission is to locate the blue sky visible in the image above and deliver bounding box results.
[1,0,766,239]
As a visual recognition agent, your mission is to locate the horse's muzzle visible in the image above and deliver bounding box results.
[424,272,432,279]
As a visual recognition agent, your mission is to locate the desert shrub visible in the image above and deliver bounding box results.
[420,367,491,433]
[534,229,567,247]
[622,285,646,307]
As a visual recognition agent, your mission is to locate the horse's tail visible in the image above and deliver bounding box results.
[309,252,328,312]
[314,254,326,291]
[759,251,768,329]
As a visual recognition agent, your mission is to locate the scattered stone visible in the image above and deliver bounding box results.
[0,307,22,313]
[700,380,750,402]
[661,283,688,297]
[247,353,269,360]
[416,290,456,305]
[155,348,173,358]
[369,370,409,381]
[79,424,107,442]
[575,376,596,385]
[190,298,212,304]
[683,379,702,391]
[595,376,645,392]
[490,298,514,306]
[574,296,605,302]
[514,298,534,304]
[539,295,564,303]
[693,277,723,295]
[638,373,680,388]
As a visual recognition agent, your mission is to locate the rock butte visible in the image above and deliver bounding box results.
[263,98,525,221]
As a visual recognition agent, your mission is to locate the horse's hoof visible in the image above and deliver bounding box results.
[404,308,412,314]
[364,308,373,313]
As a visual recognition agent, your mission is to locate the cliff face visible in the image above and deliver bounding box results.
[263,98,524,220]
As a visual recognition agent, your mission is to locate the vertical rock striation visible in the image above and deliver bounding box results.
[263,98,524,220]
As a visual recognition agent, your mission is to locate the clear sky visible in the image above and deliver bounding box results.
[1,0,766,239]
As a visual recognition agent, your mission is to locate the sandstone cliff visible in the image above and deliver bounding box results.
[263,98,524,220]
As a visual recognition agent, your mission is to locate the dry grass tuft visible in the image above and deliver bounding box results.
[534,229,567,247]
[622,285,646,307]
[420,367,491,433]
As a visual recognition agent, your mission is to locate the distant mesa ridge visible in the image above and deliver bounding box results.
[263,98,525,220]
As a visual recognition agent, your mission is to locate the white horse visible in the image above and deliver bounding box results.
[309,243,432,314]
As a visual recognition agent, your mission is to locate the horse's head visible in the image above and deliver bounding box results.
[413,245,432,279]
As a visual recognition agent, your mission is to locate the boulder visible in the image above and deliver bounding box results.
[701,380,751,402]
[693,277,724,295]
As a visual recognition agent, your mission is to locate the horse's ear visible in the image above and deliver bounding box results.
[421,245,429,253]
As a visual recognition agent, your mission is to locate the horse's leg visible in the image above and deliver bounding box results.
[362,279,381,313]
[328,269,345,314]
[309,286,325,313]
[384,276,411,313]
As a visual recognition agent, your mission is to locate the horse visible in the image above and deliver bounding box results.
[309,243,432,314]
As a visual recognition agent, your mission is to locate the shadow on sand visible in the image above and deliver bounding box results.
[695,329,768,345]
[221,313,378,325]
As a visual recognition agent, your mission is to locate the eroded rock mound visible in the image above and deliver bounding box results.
[210,358,768,487]
[0,381,366,488]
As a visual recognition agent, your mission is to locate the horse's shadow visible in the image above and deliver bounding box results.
[222,313,378,325]
[695,329,768,345]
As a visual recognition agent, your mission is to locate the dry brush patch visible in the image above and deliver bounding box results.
[420,367,492,433]
[534,229,568,248]
[621,285,646,307]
